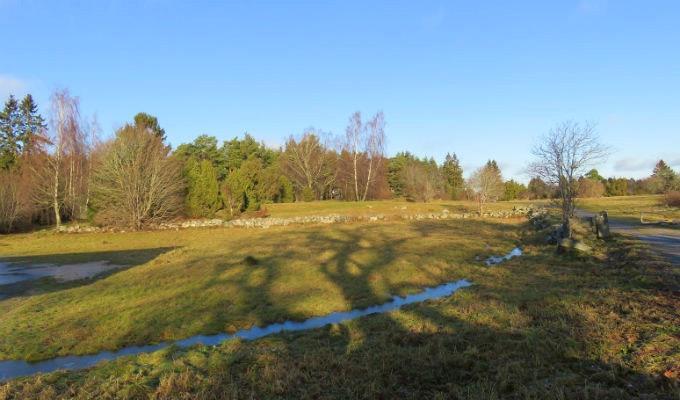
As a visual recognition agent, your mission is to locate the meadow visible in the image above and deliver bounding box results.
[0,197,678,399]
[578,195,680,224]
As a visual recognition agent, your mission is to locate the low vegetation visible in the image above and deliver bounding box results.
[0,201,678,398]
[579,195,680,224]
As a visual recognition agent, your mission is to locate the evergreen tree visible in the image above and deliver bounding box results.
[387,151,416,197]
[133,112,166,141]
[18,94,46,154]
[485,159,501,175]
[0,95,21,169]
[584,168,604,182]
[175,135,228,180]
[651,159,678,193]
[442,153,464,199]
[278,175,294,203]
[503,179,527,200]
[184,157,221,218]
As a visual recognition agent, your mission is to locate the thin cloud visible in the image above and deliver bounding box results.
[577,0,608,15]
[613,156,680,173]
[613,157,654,172]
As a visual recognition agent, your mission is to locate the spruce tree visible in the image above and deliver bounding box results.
[652,159,678,193]
[0,95,21,169]
[19,94,46,154]
[442,153,464,199]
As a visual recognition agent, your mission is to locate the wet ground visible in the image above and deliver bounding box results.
[0,279,473,382]
[0,261,125,286]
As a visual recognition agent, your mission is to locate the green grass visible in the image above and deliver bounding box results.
[578,195,680,224]
[264,199,548,218]
[0,201,678,399]
[0,219,519,362]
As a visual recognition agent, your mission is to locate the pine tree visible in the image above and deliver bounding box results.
[651,160,678,193]
[442,153,464,199]
[0,95,21,168]
[486,159,501,175]
[19,94,47,155]
[133,112,166,141]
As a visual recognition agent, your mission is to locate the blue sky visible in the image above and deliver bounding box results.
[1,0,679,182]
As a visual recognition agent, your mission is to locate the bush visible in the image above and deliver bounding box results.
[91,125,184,229]
[577,177,605,198]
[184,158,221,218]
[302,186,315,202]
[664,191,680,207]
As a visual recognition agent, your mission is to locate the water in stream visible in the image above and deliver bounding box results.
[0,279,472,382]
[485,247,522,266]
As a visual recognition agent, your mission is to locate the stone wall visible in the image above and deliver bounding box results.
[56,206,545,233]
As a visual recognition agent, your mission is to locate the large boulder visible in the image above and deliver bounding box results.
[594,211,610,239]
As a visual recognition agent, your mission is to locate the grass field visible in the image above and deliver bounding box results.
[578,195,680,224]
[0,198,678,399]
[264,199,548,218]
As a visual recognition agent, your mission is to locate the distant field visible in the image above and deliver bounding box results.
[265,198,549,218]
[578,195,679,224]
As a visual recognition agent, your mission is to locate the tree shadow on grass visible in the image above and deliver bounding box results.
[1,219,678,398]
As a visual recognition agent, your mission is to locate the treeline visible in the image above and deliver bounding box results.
[1,90,678,232]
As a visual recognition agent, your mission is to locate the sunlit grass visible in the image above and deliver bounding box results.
[579,195,679,223]
[265,198,549,218]
[0,203,678,398]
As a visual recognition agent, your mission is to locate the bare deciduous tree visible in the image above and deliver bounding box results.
[281,130,336,200]
[0,168,22,232]
[529,121,609,238]
[91,124,183,229]
[467,164,504,215]
[343,111,386,201]
[31,90,84,228]
[402,162,443,202]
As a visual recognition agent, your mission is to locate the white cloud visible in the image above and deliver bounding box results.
[613,155,680,174]
[614,157,652,172]
[0,74,28,99]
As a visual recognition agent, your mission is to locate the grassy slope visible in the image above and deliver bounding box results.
[0,219,519,362]
[0,198,678,399]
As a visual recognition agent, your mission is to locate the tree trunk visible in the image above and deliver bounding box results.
[53,165,61,228]
[362,158,373,201]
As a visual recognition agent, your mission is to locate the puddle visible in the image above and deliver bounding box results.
[0,279,471,382]
[484,247,522,266]
[0,261,124,285]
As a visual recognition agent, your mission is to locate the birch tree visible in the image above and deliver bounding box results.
[342,111,386,201]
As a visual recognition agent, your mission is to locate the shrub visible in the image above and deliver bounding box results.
[302,186,315,202]
[664,191,680,207]
[184,158,221,218]
[577,177,605,198]
[91,125,184,229]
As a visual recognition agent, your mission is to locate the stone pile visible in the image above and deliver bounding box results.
[56,206,547,233]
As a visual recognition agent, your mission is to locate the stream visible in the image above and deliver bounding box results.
[0,279,472,382]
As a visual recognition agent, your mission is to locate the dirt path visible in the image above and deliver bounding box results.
[577,209,680,264]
